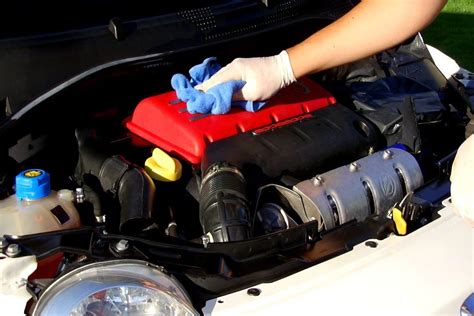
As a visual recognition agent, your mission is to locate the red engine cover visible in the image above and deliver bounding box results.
[126,77,336,164]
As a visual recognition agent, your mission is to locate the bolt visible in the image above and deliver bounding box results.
[312,176,324,186]
[383,149,393,160]
[393,123,401,133]
[365,241,378,248]
[202,235,210,248]
[165,222,178,237]
[75,188,85,203]
[16,278,27,288]
[115,239,129,252]
[0,237,8,249]
[247,288,262,296]
[349,162,360,172]
[6,244,21,257]
[368,147,375,155]
[96,215,106,224]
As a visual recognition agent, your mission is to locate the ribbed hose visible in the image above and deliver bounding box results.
[199,163,250,242]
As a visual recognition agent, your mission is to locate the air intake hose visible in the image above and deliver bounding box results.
[200,163,250,242]
[75,129,155,233]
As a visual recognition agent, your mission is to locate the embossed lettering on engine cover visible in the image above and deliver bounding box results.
[252,114,313,135]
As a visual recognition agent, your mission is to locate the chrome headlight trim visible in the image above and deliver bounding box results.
[32,259,198,315]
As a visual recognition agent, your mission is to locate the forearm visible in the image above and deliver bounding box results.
[287,0,447,78]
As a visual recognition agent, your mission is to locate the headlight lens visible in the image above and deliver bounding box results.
[33,260,198,316]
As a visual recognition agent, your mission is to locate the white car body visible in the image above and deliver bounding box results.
[204,201,473,316]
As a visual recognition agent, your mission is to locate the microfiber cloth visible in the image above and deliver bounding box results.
[171,57,266,115]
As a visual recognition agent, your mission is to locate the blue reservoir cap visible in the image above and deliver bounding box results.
[16,169,51,200]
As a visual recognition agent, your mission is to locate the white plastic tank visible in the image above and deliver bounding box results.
[0,169,81,236]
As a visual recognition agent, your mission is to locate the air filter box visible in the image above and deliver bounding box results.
[126,78,335,164]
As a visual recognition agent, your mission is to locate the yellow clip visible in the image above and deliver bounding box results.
[145,148,182,182]
[392,207,407,236]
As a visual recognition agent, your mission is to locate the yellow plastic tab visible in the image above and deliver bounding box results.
[392,207,407,235]
[145,148,182,182]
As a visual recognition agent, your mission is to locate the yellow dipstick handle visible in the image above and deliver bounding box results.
[145,148,182,182]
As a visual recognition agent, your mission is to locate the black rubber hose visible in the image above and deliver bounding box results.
[83,185,103,220]
[199,163,250,242]
[75,129,108,177]
[75,129,155,233]
[117,166,155,233]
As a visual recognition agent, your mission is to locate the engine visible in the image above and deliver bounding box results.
[57,77,427,244]
[0,77,428,244]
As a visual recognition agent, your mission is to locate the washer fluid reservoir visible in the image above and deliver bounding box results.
[0,169,81,236]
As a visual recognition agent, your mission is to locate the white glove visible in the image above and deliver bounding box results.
[450,135,474,226]
[195,50,296,101]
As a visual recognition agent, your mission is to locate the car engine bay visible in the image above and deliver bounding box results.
[0,26,471,313]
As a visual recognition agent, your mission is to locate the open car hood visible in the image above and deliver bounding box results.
[0,0,358,114]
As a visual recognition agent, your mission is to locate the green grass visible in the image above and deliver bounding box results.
[422,0,474,71]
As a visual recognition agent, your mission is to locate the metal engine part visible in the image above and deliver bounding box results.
[257,203,297,234]
[294,148,423,230]
[254,185,309,234]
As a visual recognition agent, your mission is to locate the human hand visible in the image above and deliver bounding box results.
[195,50,296,101]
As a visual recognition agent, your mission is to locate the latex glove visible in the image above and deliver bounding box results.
[195,50,296,101]
[450,135,474,226]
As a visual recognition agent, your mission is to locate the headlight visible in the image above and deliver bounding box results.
[33,260,198,316]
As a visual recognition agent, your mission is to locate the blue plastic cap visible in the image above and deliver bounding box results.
[15,169,51,200]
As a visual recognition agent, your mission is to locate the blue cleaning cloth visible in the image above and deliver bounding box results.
[171,57,266,115]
